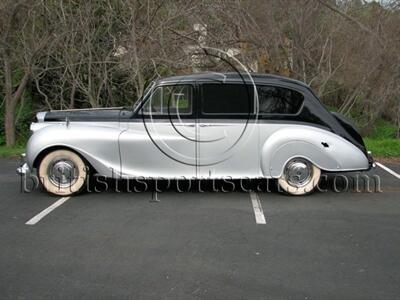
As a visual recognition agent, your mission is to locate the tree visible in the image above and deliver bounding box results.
[0,0,52,145]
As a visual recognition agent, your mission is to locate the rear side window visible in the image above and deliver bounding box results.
[257,85,303,114]
[201,84,253,115]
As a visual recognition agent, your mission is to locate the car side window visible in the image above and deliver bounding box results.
[201,83,253,115]
[141,85,193,115]
[257,85,304,114]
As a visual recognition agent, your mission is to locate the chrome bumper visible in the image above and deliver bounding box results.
[16,153,32,176]
[367,151,376,169]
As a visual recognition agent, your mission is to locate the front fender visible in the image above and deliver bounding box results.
[260,126,369,178]
[26,123,123,177]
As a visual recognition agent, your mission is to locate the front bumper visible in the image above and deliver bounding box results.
[16,153,33,176]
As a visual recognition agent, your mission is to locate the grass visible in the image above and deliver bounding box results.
[363,119,399,158]
[364,138,400,157]
[0,146,25,158]
[367,119,398,140]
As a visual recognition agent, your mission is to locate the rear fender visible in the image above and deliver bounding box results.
[260,126,369,178]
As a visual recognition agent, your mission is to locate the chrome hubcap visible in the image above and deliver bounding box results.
[284,159,313,187]
[48,159,78,188]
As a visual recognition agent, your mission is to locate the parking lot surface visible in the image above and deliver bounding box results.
[1,158,399,300]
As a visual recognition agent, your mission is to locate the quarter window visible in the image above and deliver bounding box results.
[257,85,303,114]
[141,85,192,115]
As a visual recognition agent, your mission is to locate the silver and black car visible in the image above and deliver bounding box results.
[17,72,374,196]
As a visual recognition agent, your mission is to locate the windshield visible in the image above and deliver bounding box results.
[132,81,156,112]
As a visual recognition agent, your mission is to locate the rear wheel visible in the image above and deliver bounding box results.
[38,149,88,196]
[278,158,321,196]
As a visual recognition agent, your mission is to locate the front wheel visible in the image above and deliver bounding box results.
[38,149,88,196]
[278,158,321,196]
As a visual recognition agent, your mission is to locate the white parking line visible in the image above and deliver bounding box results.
[376,162,400,180]
[249,192,266,224]
[26,197,71,225]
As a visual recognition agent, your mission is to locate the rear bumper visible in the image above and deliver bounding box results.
[16,153,33,176]
[367,151,376,170]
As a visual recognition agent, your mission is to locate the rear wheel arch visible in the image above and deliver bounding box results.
[261,141,340,178]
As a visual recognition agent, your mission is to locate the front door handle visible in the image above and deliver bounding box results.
[175,123,195,127]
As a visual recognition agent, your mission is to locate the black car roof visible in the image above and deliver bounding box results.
[156,72,309,89]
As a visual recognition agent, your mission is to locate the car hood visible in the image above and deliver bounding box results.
[37,107,124,123]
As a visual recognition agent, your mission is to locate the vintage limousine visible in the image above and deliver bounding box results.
[18,72,374,196]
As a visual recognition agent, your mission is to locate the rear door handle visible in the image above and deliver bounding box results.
[199,124,229,127]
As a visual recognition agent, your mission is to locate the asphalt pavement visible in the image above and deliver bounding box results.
[0,158,399,300]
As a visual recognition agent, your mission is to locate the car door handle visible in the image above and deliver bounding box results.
[199,124,228,127]
[175,124,195,127]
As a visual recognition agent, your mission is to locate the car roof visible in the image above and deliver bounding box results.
[156,72,309,89]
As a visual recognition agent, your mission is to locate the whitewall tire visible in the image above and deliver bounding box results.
[38,149,88,196]
[278,158,321,196]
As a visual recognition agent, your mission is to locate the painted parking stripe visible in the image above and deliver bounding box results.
[26,197,71,225]
[376,162,400,180]
[250,192,266,224]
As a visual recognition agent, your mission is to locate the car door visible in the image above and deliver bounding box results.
[197,83,260,178]
[119,83,197,178]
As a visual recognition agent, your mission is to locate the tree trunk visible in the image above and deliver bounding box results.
[3,53,30,146]
[5,99,17,146]
[3,54,15,146]
[69,83,76,109]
